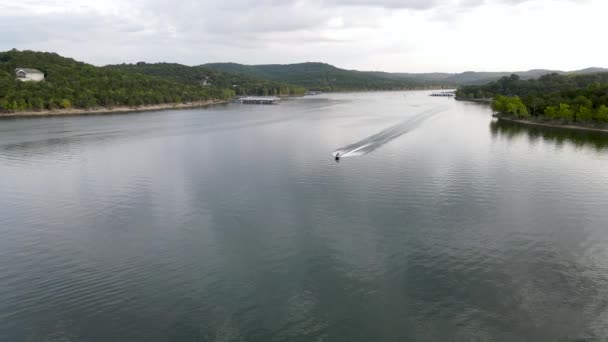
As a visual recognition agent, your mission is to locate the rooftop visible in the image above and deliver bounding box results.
[15,68,44,74]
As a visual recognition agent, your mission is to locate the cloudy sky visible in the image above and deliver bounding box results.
[0,0,604,72]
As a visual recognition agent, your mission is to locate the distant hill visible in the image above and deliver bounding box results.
[434,68,608,85]
[203,62,608,89]
[0,49,234,112]
[202,62,436,91]
[390,72,454,82]
[570,67,608,75]
[438,70,556,85]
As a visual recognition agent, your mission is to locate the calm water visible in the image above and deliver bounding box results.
[2,92,608,341]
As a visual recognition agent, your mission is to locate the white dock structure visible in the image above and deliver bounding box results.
[239,96,280,104]
[430,91,455,97]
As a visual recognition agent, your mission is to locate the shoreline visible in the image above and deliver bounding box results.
[0,100,228,119]
[456,98,608,134]
[302,87,452,94]
[494,115,608,134]
[455,97,493,103]
[0,90,450,119]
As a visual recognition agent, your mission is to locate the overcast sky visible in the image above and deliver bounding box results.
[0,0,604,72]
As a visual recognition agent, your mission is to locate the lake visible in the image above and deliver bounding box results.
[2,91,608,341]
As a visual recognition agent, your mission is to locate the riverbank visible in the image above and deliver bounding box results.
[494,114,608,134]
[456,98,608,133]
[0,100,228,119]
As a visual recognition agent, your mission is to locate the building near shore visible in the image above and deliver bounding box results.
[14,68,45,82]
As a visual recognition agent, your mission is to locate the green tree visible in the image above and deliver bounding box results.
[60,99,72,109]
[596,105,608,123]
[0,99,9,111]
[16,99,27,110]
[544,106,558,120]
[491,95,509,113]
[572,95,592,109]
[29,97,44,110]
[576,106,593,122]
[491,95,528,118]
[557,103,574,121]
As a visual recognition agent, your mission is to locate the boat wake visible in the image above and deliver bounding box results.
[333,106,447,158]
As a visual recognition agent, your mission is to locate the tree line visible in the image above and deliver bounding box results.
[0,50,235,112]
[457,73,608,124]
[106,62,307,96]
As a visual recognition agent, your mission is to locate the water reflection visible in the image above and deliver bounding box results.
[490,119,608,151]
[3,92,608,341]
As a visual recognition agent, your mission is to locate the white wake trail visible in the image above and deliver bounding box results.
[333,106,447,158]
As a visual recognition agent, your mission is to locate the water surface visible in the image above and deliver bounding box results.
[2,92,608,341]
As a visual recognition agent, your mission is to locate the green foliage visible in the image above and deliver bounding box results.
[577,106,593,122]
[557,103,574,121]
[105,62,307,96]
[545,106,558,119]
[0,50,236,112]
[202,62,431,91]
[203,65,608,88]
[492,95,529,118]
[596,105,608,123]
[460,72,608,124]
[491,95,508,113]
[60,99,71,109]
[457,72,608,101]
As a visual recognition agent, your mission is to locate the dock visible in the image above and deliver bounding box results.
[430,91,455,97]
[238,96,280,104]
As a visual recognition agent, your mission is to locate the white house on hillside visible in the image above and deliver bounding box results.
[201,77,212,86]
[15,68,45,82]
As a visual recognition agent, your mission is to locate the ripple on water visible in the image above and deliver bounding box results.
[2,93,608,341]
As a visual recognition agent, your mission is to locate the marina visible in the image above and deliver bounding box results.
[238,96,281,104]
[430,91,455,97]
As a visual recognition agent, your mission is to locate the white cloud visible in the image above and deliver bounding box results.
[0,0,604,72]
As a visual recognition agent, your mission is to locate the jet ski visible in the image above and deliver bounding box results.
[335,152,340,161]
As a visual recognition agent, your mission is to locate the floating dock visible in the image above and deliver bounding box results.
[430,91,455,97]
[238,96,280,104]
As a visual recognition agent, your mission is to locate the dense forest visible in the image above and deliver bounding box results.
[203,62,434,91]
[457,73,608,125]
[4,49,608,118]
[0,50,235,112]
[106,63,306,96]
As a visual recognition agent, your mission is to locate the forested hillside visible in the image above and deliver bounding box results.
[204,62,608,88]
[0,50,234,112]
[3,49,608,116]
[203,62,432,91]
[457,73,608,124]
[106,62,306,96]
